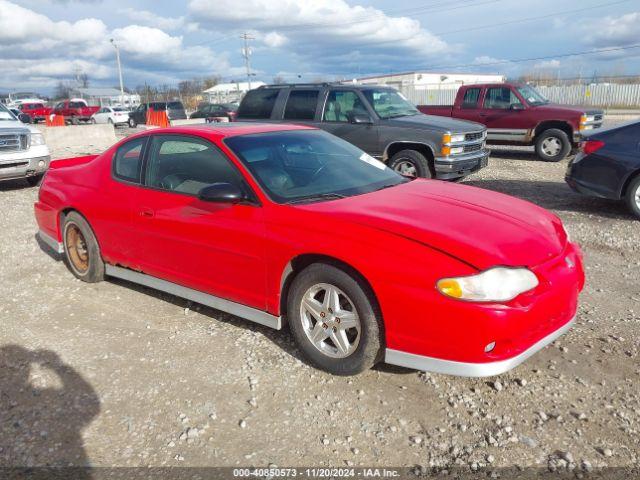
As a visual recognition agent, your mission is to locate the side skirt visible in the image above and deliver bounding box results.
[105,265,282,330]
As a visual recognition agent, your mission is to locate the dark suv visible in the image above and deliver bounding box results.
[128,101,187,128]
[236,83,489,179]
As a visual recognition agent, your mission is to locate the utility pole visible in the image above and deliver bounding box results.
[240,33,255,90]
[110,39,125,106]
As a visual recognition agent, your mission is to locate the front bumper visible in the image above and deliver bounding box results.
[386,315,574,377]
[434,151,489,180]
[0,154,50,181]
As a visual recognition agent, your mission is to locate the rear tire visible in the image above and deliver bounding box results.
[388,149,433,178]
[62,212,105,283]
[625,175,640,220]
[287,263,383,376]
[535,129,571,162]
[128,118,137,128]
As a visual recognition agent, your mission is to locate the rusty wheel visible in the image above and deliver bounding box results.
[62,212,104,283]
[65,223,89,274]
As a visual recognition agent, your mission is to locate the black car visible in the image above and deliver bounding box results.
[236,83,489,180]
[566,119,640,219]
[128,101,187,128]
[190,103,237,122]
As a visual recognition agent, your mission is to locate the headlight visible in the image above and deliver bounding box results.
[30,133,45,146]
[437,267,539,302]
[442,133,466,144]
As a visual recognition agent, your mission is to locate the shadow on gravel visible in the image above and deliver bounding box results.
[464,178,634,220]
[0,346,100,476]
[488,149,541,162]
[0,178,34,192]
[107,276,310,365]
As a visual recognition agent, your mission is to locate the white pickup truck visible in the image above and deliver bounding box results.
[0,103,50,185]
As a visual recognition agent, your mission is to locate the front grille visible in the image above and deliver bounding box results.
[465,131,484,142]
[0,133,29,152]
[0,161,29,169]
[594,114,603,122]
[463,143,482,153]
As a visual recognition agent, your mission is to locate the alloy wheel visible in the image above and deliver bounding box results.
[300,283,361,358]
[393,160,417,177]
[541,137,562,157]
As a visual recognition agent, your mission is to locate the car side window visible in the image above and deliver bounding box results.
[323,91,367,123]
[461,88,481,109]
[145,135,244,196]
[484,87,522,109]
[237,89,279,119]
[284,90,319,120]
[113,137,146,183]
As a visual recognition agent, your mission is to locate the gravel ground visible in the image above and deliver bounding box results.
[0,123,638,475]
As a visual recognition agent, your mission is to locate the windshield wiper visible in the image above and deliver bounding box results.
[284,193,347,205]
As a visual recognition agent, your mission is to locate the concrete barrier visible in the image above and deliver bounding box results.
[37,124,118,159]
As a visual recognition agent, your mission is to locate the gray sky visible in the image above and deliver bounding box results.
[1,0,639,93]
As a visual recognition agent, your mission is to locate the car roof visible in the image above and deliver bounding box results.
[134,122,316,139]
[259,83,397,91]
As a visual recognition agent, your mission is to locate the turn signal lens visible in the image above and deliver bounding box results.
[442,133,451,144]
[437,267,539,302]
[582,139,605,155]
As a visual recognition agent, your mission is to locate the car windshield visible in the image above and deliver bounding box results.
[0,104,17,121]
[362,89,420,119]
[225,130,408,204]
[516,85,549,106]
[112,107,126,112]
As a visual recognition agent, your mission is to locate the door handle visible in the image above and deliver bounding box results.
[139,209,154,218]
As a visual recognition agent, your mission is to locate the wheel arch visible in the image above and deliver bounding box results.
[621,168,640,198]
[279,254,383,326]
[58,207,101,248]
[534,121,574,144]
[383,141,435,164]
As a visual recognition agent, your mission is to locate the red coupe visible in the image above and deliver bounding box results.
[34,123,584,376]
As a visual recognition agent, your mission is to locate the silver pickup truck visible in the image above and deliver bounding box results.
[0,103,51,185]
[236,83,489,180]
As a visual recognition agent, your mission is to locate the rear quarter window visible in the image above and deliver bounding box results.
[238,89,279,119]
[113,137,147,183]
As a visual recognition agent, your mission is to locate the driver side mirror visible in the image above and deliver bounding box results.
[510,103,525,111]
[198,182,246,204]
[18,113,31,123]
[350,113,373,124]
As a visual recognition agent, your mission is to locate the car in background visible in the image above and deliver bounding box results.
[190,103,238,122]
[236,83,489,180]
[34,122,583,377]
[92,106,130,126]
[566,119,640,219]
[0,103,50,185]
[17,102,52,124]
[419,83,604,162]
[52,99,100,124]
[127,101,187,128]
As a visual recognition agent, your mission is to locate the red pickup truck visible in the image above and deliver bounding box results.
[52,99,100,125]
[18,102,52,124]
[419,83,604,162]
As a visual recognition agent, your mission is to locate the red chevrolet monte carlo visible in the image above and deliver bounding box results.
[34,123,584,376]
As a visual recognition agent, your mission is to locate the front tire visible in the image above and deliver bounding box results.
[62,212,105,283]
[535,129,571,162]
[388,149,433,178]
[625,175,640,220]
[26,174,44,187]
[287,263,382,376]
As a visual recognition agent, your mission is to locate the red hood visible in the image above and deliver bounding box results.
[302,180,567,270]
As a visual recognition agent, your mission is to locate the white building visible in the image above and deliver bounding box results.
[71,87,141,107]
[203,81,266,104]
[353,72,506,90]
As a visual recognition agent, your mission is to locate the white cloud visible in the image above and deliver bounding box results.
[585,12,640,48]
[118,7,199,32]
[188,0,450,60]
[533,59,561,70]
[260,31,288,48]
[0,0,237,90]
